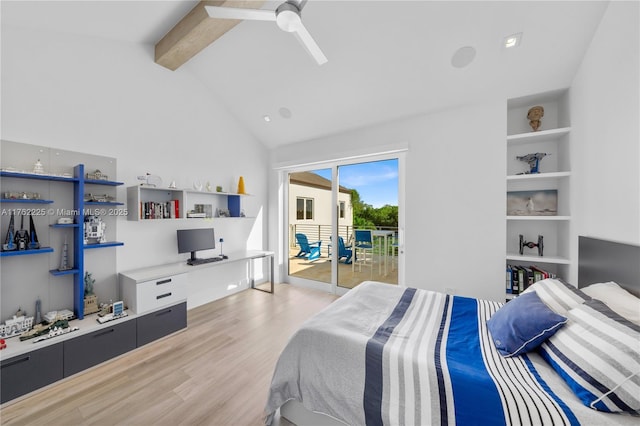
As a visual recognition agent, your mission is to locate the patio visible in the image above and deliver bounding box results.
[288,248,398,288]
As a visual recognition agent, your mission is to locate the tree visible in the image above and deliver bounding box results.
[351,189,398,229]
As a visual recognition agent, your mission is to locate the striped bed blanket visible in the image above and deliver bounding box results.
[265,282,637,425]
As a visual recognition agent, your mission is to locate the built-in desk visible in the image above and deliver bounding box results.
[119,250,274,314]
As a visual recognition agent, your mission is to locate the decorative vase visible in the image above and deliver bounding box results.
[237,176,246,194]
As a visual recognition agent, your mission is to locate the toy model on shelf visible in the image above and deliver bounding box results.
[0,309,34,339]
[84,215,106,244]
[2,212,16,251]
[519,234,544,256]
[516,152,549,174]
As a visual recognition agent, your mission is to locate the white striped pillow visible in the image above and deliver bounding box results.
[539,299,640,413]
[522,278,590,315]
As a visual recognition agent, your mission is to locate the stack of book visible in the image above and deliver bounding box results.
[140,200,179,219]
[506,264,556,294]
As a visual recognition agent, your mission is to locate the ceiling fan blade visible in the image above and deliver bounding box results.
[204,6,276,22]
[293,23,327,65]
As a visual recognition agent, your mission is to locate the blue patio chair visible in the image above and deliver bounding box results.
[295,233,322,261]
[353,229,374,276]
[329,236,353,264]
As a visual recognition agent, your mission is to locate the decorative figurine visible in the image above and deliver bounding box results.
[527,105,544,131]
[14,214,29,251]
[0,309,34,339]
[84,215,106,244]
[237,176,246,194]
[206,181,213,192]
[35,298,42,325]
[33,159,45,174]
[86,169,108,180]
[216,185,223,193]
[169,180,177,189]
[84,272,99,315]
[516,152,548,174]
[28,214,40,249]
[2,212,16,251]
[59,236,72,271]
[519,234,544,256]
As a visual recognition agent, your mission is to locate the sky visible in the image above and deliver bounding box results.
[313,159,398,208]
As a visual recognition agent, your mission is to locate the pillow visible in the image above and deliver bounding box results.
[539,299,640,413]
[581,281,640,325]
[522,278,590,315]
[487,291,567,357]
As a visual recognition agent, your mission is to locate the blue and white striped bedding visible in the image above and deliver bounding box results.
[264,282,637,425]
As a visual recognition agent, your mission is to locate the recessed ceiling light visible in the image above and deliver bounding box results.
[279,107,292,119]
[263,115,271,122]
[504,32,522,49]
[451,46,476,68]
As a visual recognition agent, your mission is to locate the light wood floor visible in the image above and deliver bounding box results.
[0,284,339,426]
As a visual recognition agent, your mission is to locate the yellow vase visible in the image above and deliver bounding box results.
[237,176,246,194]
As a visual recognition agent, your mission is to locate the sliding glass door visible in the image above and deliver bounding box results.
[285,154,403,293]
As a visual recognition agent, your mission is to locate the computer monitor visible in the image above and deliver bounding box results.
[177,228,215,262]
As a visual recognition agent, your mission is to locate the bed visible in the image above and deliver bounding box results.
[265,237,639,425]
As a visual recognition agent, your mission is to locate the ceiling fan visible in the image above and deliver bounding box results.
[205,0,327,65]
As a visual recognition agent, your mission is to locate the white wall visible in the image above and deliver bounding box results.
[1,26,269,304]
[570,1,640,253]
[271,101,506,302]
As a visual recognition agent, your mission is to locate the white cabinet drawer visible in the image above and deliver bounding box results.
[121,273,187,315]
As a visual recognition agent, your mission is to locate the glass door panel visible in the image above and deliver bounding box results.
[287,168,332,284]
[337,159,399,289]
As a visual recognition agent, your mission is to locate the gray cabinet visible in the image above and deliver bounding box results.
[137,302,187,346]
[0,343,63,404]
[63,320,136,376]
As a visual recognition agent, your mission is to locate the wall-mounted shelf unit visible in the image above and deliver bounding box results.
[1,162,124,319]
[127,186,250,221]
[506,89,572,297]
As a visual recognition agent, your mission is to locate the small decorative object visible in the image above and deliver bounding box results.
[28,214,40,249]
[193,204,213,218]
[169,180,177,189]
[86,169,108,180]
[14,214,29,251]
[206,181,213,192]
[237,176,246,194]
[527,105,544,131]
[3,191,40,200]
[84,193,115,202]
[519,234,544,256]
[2,212,17,251]
[240,209,246,217]
[32,159,45,174]
[57,217,74,224]
[219,238,224,257]
[137,173,162,187]
[96,301,127,324]
[84,272,99,314]
[216,185,223,192]
[516,152,548,174]
[216,208,230,218]
[84,215,106,244]
[0,339,6,350]
[507,190,557,216]
[0,309,34,339]
[193,180,203,191]
[35,298,42,325]
[59,236,72,271]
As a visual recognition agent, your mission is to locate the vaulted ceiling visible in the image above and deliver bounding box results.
[2,1,609,148]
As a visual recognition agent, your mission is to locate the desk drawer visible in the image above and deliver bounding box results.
[135,273,187,314]
[137,302,187,346]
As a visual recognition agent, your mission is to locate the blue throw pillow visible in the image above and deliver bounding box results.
[487,291,567,357]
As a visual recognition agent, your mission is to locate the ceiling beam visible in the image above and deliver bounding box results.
[155,0,266,71]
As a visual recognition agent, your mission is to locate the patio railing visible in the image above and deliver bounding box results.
[290,224,398,255]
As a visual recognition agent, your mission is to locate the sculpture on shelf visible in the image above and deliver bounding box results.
[527,105,544,131]
[519,234,544,257]
[86,169,108,180]
[59,236,72,271]
[84,215,106,244]
[35,298,42,325]
[33,159,45,174]
[516,152,548,174]
[2,212,16,251]
[28,214,40,249]
[237,176,246,194]
[84,272,99,315]
[14,214,29,251]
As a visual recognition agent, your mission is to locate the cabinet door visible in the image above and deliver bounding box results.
[63,320,136,377]
[0,343,64,404]
[137,302,187,347]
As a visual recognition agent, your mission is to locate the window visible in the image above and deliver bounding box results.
[297,197,314,220]
[339,201,345,219]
